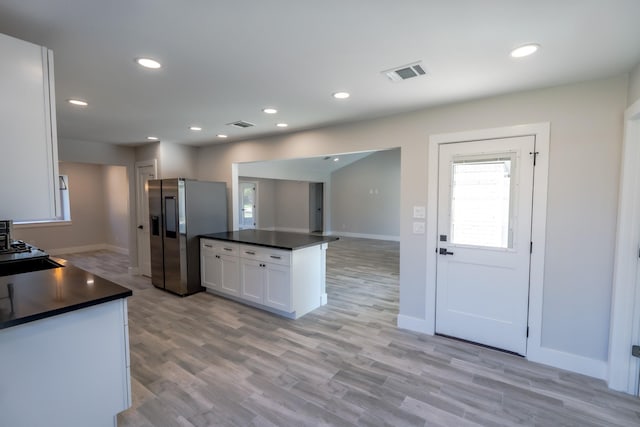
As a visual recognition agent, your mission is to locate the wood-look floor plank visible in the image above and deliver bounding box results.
[59,238,640,427]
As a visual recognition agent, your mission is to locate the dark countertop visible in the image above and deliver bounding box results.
[0,258,132,330]
[201,230,338,250]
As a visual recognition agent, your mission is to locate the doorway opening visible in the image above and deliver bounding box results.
[309,182,324,234]
[238,181,257,229]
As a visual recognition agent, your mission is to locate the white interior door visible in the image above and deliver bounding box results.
[436,136,535,355]
[239,182,257,229]
[636,260,640,396]
[136,163,156,277]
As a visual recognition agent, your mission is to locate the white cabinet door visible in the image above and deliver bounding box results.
[0,33,59,221]
[240,258,264,303]
[201,244,221,291]
[220,254,240,296]
[264,262,291,312]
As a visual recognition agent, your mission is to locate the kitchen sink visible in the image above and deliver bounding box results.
[0,258,63,277]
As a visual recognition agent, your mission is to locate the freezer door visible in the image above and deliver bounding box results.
[161,179,186,294]
[148,179,164,289]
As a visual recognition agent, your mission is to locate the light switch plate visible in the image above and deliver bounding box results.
[413,221,425,234]
[413,206,426,219]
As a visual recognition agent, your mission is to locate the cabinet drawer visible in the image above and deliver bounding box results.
[201,239,216,251]
[239,245,261,259]
[239,245,290,266]
[217,242,239,255]
[201,239,238,255]
[261,249,291,266]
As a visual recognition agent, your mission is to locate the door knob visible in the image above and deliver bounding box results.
[138,225,144,230]
[439,248,454,255]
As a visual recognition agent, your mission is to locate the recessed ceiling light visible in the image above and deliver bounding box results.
[333,158,340,162]
[189,126,202,131]
[217,134,228,138]
[262,108,278,114]
[510,44,540,58]
[333,92,350,99]
[68,99,88,106]
[146,136,159,141]
[276,123,288,128]
[136,57,162,69]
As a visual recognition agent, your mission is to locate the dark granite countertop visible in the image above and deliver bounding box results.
[0,258,132,330]
[201,230,338,250]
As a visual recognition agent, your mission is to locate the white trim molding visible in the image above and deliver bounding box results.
[421,124,612,378]
[326,231,400,242]
[47,243,108,256]
[13,220,72,229]
[608,97,640,393]
[527,346,607,380]
[397,314,432,334]
[47,243,129,257]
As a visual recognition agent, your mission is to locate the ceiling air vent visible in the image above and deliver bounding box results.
[227,120,255,128]
[382,61,427,82]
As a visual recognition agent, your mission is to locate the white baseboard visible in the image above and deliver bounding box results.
[48,243,129,256]
[397,313,607,380]
[105,245,129,255]
[527,346,607,380]
[397,314,433,334]
[326,231,400,242]
[48,244,107,256]
[320,293,328,305]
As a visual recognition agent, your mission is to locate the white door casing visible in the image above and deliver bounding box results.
[423,123,575,376]
[435,136,535,355]
[608,97,640,394]
[136,160,157,277]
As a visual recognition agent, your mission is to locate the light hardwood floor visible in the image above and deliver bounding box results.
[60,238,640,426]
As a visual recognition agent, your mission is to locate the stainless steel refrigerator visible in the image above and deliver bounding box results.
[149,178,227,295]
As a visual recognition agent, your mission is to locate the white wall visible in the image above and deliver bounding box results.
[56,138,136,264]
[103,165,129,251]
[196,75,628,367]
[59,138,134,166]
[629,61,640,106]
[330,149,400,239]
[274,180,310,232]
[239,160,330,182]
[14,163,130,254]
[14,162,107,250]
[159,141,197,179]
[135,142,159,165]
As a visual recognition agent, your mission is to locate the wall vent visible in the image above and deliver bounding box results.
[382,61,427,82]
[227,120,255,128]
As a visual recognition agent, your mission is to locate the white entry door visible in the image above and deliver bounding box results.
[436,136,535,355]
[136,162,156,277]
[239,182,257,229]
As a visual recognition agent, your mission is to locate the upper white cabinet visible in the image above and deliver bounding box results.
[0,33,59,221]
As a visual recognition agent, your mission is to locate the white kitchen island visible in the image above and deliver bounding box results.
[200,230,337,319]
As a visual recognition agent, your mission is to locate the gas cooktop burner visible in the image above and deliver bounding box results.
[0,240,32,255]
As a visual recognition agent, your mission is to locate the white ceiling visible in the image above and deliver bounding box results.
[1,0,639,147]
